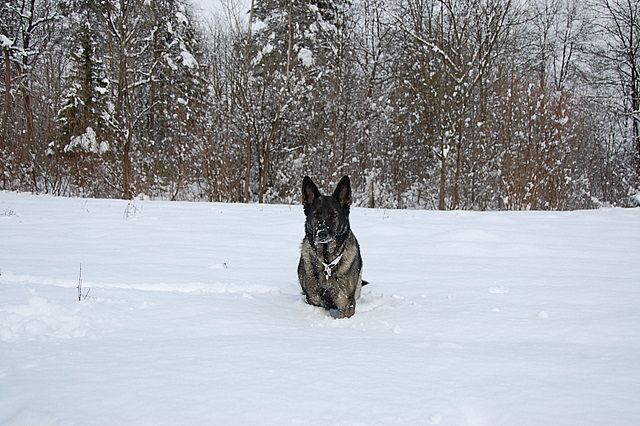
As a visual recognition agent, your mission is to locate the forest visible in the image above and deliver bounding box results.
[1,0,640,210]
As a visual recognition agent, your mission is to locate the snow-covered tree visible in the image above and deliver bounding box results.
[591,0,640,197]
[1,0,60,191]
[139,0,209,199]
[53,4,116,195]
[0,0,637,209]
[396,0,517,209]
[245,0,349,202]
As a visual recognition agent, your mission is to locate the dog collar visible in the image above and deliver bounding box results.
[322,254,342,280]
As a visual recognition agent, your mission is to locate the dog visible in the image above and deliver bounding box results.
[297,175,365,318]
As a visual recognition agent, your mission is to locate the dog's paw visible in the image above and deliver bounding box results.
[329,305,355,319]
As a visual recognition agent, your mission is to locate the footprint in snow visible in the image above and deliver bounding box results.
[357,291,405,313]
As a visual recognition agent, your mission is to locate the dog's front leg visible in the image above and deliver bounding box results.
[331,292,356,319]
[302,282,324,308]
[305,291,324,308]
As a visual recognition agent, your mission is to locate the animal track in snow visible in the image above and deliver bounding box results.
[0,297,90,342]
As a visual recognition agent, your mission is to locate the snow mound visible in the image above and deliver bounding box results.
[180,48,198,69]
[0,35,12,48]
[63,127,109,154]
[298,47,314,67]
[0,297,90,342]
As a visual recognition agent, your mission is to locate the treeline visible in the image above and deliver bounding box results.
[1,0,639,209]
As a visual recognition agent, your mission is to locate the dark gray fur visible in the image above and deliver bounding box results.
[297,176,364,318]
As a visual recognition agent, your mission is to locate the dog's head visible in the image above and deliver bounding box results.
[302,176,352,245]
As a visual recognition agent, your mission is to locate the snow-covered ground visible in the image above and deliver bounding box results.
[1,191,639,425]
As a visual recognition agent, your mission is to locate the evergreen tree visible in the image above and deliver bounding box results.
[57,24,112,153]
[53,2,116,195]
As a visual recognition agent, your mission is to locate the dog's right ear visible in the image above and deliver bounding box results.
[302,176,320,216]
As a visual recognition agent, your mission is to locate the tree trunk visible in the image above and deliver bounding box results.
[2,48,11,145]
[632,39,640,185]
[624,0,640,185]
[286,0,294,76]
[22,0,36,146]
[631,90,640,184]
[122,132,133,199]
[438,143,447,210]
[259,139,270,204]
[453,137,462,210]
[245,138,253,202]
[22,85,34,146]
[116,0,133,199]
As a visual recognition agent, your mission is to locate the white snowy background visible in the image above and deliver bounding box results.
[1,191,639,425]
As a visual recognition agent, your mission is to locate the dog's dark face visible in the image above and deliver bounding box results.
[302,176,352,245]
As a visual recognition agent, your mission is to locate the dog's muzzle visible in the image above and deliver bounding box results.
[315,226,332,244]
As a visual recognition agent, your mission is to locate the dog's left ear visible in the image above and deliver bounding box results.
[332,176,352,208]
[302,176,321,216]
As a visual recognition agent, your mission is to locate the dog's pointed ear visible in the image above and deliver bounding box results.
[332,176,352,208]
[302,176,320,215]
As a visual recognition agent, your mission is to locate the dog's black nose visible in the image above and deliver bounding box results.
[316,229,328,240]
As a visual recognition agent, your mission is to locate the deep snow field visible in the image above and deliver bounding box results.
[1,191,639,425]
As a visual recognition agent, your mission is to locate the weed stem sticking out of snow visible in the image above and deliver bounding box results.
[77,263,91,301]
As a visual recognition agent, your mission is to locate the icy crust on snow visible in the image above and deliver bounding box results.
[0,296,89,342]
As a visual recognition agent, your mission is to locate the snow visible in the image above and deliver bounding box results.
[298,47,314,67]
[1,192,639,425]
[165,54,178,71]
[253,42,274,66]
[63,127,109,154]
[180,47,198,69]
[175,11,189,26]
[0,296,90,342]
[0,34,13,48]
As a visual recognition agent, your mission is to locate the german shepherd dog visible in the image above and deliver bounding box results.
[298,176,365,318]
